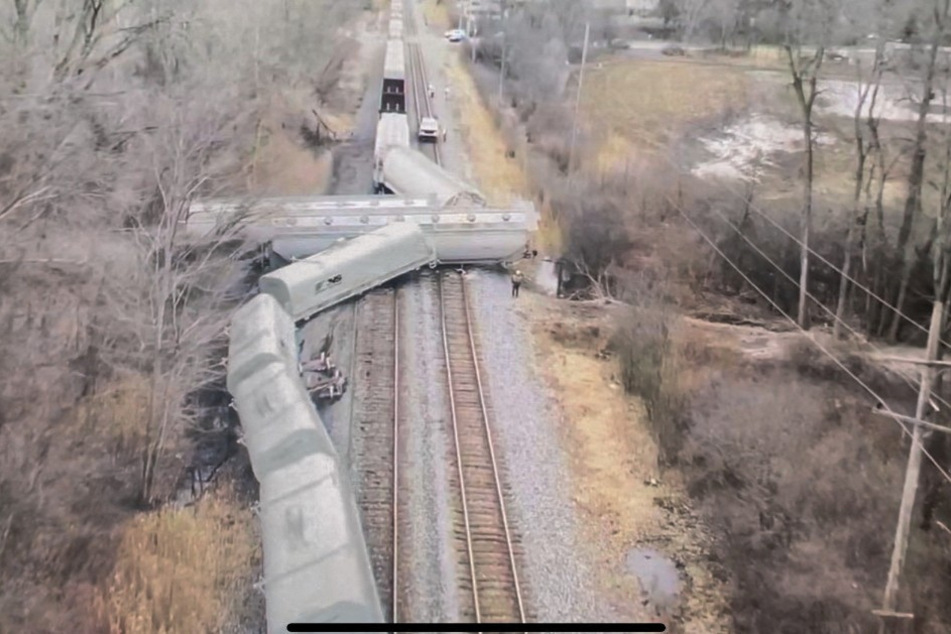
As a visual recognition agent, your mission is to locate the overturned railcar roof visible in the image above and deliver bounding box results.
[381,146,486,208]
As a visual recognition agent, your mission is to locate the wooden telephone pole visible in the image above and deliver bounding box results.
[567,22,590,178]
[877,301,945,633]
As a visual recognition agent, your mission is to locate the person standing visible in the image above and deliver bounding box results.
[444,86,450,100]
[511,269,523,298]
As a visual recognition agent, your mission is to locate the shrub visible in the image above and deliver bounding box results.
[610,289,690,464]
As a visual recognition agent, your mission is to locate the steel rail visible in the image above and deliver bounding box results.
[438,272,483,620]
[438,271,525,624]
[406,40,441,165]
[391,287,400,623]
[459,274,526,623]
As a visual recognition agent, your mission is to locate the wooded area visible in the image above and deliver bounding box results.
[0,0,358,630]
[465,0,951,630]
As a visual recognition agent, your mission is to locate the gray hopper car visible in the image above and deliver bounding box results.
[184,193,538,264]
[259,222,437,323]
[226,293,298,394]
[380,145,486,208]
[230,362,382,632]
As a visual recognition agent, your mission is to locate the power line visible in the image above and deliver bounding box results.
[707,204,951,415]
[671,198,951,487]
[644,138,951,350]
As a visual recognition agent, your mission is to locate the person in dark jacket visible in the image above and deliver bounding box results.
[511,269,523,298]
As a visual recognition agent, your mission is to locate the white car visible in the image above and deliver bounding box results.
[445,29,466,42]
[418,117,440,142]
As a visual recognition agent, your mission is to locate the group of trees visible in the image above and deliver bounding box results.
[0,0,357,629]
[726,0,951,344]
[657,0,929,48]
[465,0,951,627]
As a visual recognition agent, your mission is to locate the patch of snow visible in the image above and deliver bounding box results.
[816,79,945,123]
[692,115,833,182]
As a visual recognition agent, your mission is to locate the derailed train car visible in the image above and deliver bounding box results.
[259,222,437,323]
[379,145,486,207]
[227,297,383,633]
[226,293,299,392]
[230,365,384,632]
[184,193,538,264]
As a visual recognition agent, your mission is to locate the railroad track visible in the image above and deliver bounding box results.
[438,270,525,623]
[350,287,402,622]
[406,38,441,165]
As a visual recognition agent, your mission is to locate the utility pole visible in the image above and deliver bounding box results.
[567,22,590,178]
[498,29,506,106]
[878,300,944,632]
[499,0,508,103]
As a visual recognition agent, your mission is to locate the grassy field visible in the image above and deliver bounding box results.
[575,54,922,215]
[580,59,751,162]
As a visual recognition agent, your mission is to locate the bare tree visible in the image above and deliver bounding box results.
[93,94,255,503]
[678,0,711,43]
[834,39,886,339]
[886,0,951,342]
[0,0,359,626]
[784,44,824,329]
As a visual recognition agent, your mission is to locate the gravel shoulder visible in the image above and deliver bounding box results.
[465,268,613,623]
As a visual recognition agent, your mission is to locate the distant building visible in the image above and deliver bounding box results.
[626,0,660,14]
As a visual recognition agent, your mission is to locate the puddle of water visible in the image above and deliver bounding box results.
[625,548,680,608]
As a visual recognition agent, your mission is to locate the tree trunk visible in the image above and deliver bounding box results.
[798,140,812,329]
[837,47,884,339]
[888,27,943,342]
[835,108,869,338]
[13,0,30,47]
[786,46,823,330]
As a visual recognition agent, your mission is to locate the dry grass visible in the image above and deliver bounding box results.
[445,53,529,206]
[247,95,336,196]
[581,59,749,156]
[420,0,450,30]
[535,197,564,254]
[251,126,333,196]
[77,376,151,457]
[698,45,789,71]
[526,294,730,630]
[97,487,259,634]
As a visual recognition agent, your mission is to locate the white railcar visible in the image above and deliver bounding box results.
[373,112,411,187]
[229,361,383,632]
[226,293,299,394]
[388,16,402,39]
[259,223,437,323]
[184,194,538,264]
[381,145,486,207]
